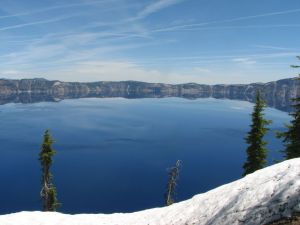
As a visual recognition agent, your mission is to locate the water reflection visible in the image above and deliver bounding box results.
[0,90,293,112]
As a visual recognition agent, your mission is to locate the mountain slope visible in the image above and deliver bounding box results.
[1,158,300,225]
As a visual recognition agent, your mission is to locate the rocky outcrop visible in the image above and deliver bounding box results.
[267,213,300,225]
[0,77,299,111]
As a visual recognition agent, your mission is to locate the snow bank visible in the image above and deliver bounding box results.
[1,159,300,225]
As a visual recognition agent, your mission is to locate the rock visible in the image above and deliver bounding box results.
[0,77,299,111]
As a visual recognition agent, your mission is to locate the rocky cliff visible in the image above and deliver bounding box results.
[0,77,299,111]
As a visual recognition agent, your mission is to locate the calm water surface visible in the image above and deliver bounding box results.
[0,97,291,214]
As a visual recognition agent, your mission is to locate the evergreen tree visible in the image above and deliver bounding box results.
[278,59,300,159]
[165,160,181,206]
[39,129,60,211]
[243,91,271,176]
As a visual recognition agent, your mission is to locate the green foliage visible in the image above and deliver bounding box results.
[165,160,181,206]
[39,129,60,211]
[48,186,60,211]
[39,130,56,170]
[278,67,300,159]
[243,91,271,176]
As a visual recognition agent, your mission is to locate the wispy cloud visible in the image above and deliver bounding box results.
[0,0,298,84]
[205,8,300,25]
[192,67,212,73]
[134,52,298,62]
[136,0,185,19]
[0,29,161,71]
[232,58,256,65]
[23,60,221,84]
[2,59,290,84]
[158,24,300,33]
[150,8,300,33]
[0,14,81,32]
[252,45,293,51]
[0,0,115,19]
[74,0,186,27]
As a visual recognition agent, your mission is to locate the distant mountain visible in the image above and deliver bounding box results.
[0,77,299,111]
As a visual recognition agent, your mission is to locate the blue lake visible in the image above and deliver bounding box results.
[0,97,291,214]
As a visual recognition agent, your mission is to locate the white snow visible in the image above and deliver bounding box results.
[1,158,300,225]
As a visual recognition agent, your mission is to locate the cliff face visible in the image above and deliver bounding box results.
[0,77,299,111]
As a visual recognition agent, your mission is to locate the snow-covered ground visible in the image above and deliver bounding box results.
[1,158,300,225]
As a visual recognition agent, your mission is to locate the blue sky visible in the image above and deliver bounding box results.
[0,0,300,84]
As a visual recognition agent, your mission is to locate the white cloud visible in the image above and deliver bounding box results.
[0,0,297,84]
[48,60,185,83]
[0,0,115,19]
[136,0,185,19]
[149,6,300,33]
[0,70,21,75]
[192,67,212,73]
[0,14,80,32]
[0,60,208,84]
[0,59,295,85]
[252,45,293,51]
[232,58,256,65]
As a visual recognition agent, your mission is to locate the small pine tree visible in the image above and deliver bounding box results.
[278,61,300,159]
[39,129,60,211]
[243,91,271,176]
[165,160,181,206]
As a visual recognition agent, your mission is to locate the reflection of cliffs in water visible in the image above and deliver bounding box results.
[0,77,299,112]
